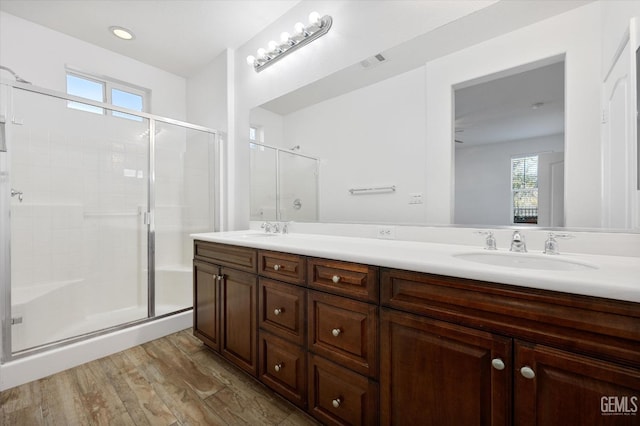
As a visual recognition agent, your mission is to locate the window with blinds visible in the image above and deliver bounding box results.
[511,155,538,224]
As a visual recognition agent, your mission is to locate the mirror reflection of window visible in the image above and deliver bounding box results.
[511,155,539,224]
[454,59,565,227]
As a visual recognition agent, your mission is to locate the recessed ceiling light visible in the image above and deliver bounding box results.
[109,26,135,41]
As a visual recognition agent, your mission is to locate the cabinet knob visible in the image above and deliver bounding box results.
[331,328,342,337]
[274,362,283,372]
[491,358,505,371]
[273,308,283,316]
[332,275,341,284]
[273,264,281,271]
[520,366,536,379]
[217,275,223,282]
[212,274,218,280]
[332,397,342,408]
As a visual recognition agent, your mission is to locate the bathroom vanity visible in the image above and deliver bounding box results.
[192,231,640,425]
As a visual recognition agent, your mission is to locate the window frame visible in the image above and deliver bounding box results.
[65,68,150,120]
[510,154,539,225]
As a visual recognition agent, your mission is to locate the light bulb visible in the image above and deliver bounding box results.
[294,22,306,36]
[246,55,256,66]
[308,11,321,26]
[280,31,291,43]
[257,48,267,60]
[268,40,278,52]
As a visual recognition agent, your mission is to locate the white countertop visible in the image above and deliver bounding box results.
[191,230,640,303]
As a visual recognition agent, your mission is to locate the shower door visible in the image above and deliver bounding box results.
[3,86,150,354]
[153,121,218,315]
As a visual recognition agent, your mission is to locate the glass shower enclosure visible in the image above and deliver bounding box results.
[249,142,319,222]
[0,81,221,359]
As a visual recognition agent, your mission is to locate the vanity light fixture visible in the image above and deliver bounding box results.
[109,26,135,41]
[246,11,333,73]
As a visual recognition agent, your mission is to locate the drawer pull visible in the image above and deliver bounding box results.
[491,358,505,371]
[520,366,536,379]
[273,308,283,316]
[331,328,342,337]
[332,397,342,408]
[274,362,283,372]
[332,275,341,284]
[273,264,281,271]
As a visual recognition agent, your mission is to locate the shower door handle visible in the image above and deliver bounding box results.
[11,188,23,202]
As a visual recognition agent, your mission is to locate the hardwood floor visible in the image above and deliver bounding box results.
[0,329,320,425]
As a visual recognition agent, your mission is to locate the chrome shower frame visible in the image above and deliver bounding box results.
[0,79,224,363]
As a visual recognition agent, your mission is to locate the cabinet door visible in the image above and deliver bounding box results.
[308,353,379,426]
[259,331,307,409]
[221,267,258,376]
[515,342,640,426]
[193,260,220,351]
[380,309,512,426]
[259,277,306,345]
[308,290,378,378]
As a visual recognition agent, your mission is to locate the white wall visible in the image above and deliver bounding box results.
[186,49,228,131]
[250,107,285,147]
[426,2,603,228]
[283,67,427,224]
[455,134,564,226]
[0,12,186,120]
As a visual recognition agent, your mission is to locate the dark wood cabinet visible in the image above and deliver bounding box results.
[259,331,307,409]
[380,308,512,426]
[193,260,220,351]
[308,290,378,378]
[193,241,258,376]
[308,258,378,303]
[259,250,306,284]
[194,242,640,426]
[514,342,640,426]
[220,267,258,376]
[380,267,640,426]
[259,277,306,346]
[308,353,379,426]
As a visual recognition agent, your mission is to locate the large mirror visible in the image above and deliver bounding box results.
[454,59,565,227]
[249,1,640,231]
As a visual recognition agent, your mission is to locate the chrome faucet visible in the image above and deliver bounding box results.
[510,230,527,253]
[261,221,291,234]
[544,232,573,255]
[476,231,497,250]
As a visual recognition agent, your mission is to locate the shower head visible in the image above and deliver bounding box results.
[0,65,32,84]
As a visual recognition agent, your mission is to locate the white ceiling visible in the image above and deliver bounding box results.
[0,0,301,77]
[455,60,565,146]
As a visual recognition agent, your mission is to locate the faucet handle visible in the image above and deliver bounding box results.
[544,232,573,255]
[476,231,497,250]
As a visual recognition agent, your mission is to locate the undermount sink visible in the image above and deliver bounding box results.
[453,251,598,271]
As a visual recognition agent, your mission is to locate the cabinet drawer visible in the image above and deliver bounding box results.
[308,258,378,303]
[194,241,257,273]
[308,290,378,378]
[259,278,306,346]
[259,331,307,409]
[309,353,378,426]
[259,250,305,284]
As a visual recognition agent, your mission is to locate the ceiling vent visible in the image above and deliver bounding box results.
[360,53,387,69]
